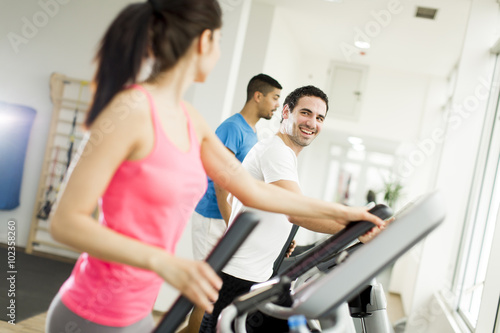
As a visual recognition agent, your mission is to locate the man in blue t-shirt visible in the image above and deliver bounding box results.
[193,74,282,258]
[181,74,282,333]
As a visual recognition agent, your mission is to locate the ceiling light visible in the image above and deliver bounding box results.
[354,41,371,49]
[348,136,363,145]
[353,144,366,151]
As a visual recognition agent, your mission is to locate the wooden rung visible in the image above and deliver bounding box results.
[53,96,90,106]
[40,170,64,180]
[49,145,81,155]
[60,104,90,112]
[44,156,71,165]
[40,174,64,185]
[36,226,50,232]
[49,144,69,153]
[49,160,70,167]
[54,131,84,140]
[31,239,79,253]
[61,76,90,85]
[56,118,85,127]
[40,164,69,179]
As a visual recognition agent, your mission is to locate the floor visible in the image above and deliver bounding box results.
[0,252,406,332]
[387,292,406,324]
[378,265,406,324]
[0,311,166,333]
[0,296,405,332]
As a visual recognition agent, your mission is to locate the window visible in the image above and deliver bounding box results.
[323,144,396,207]
[452,54,500,331]
[455,151,500,328]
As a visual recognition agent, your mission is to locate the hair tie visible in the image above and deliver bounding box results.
[148,0,160,13]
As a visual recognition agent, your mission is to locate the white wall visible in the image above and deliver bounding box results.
[256,6,304,141]
[230,1,276,116]
[300,56,434,142]
[0,0,134,249]
[262,6,303,96]
[189,0,252,129]
[398,76,449,197]
[387,75,449,314]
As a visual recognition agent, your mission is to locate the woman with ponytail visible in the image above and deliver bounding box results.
[46,1,384,332]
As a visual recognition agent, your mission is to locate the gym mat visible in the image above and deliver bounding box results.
[0,247,74,323]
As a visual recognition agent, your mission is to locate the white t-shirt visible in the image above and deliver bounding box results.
[223,135,299,282]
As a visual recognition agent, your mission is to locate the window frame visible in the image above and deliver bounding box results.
[450,53,500,332]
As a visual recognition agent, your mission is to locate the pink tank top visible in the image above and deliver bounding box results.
[60,85,208,326]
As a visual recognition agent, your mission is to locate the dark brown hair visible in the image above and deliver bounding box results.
[85,0,222,127]
[246,73,282,102]
[284,85,329,112]
[281,85,329,123]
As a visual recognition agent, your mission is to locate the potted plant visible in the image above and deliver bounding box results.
[383,179,404,208]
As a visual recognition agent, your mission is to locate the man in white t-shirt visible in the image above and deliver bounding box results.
[200,85,353,332]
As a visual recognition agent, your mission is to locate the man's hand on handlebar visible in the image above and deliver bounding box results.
[286,240,296,258]
[359,216,395,243]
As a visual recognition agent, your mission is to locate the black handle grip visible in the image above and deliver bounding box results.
[367,204,393,221]
[154,212,260,333]
[272,224,300,277]
[234,276,292,315]
[282,204,392,280]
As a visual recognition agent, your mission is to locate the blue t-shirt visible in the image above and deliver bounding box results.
[195,113,257,218]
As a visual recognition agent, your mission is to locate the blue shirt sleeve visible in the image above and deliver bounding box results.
[216,121,242,156]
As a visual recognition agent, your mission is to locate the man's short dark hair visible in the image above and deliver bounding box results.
[283,85,329,113]
[246,74,282,102]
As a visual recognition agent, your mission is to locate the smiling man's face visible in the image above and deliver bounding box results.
[283,95,327,148]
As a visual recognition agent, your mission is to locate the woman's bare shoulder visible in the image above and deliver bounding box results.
[100,87,151,123]
[85,87,153,155]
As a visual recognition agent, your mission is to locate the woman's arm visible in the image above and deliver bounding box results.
[50,91,221,313]
[270,179,346,234]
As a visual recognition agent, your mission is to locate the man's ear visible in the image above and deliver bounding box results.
[198,29,213,54]
[282,104,290,120]
[253,91,263,103]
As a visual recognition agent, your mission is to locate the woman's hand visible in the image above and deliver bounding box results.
[152,254,222,313]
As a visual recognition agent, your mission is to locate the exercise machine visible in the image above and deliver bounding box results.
[264,203,393,332]
[217,191,446,332]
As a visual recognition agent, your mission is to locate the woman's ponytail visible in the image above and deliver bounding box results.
[85,3,153,128]
[85,0,222,128]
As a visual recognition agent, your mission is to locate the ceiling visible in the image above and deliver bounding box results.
[256,0,472,77]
